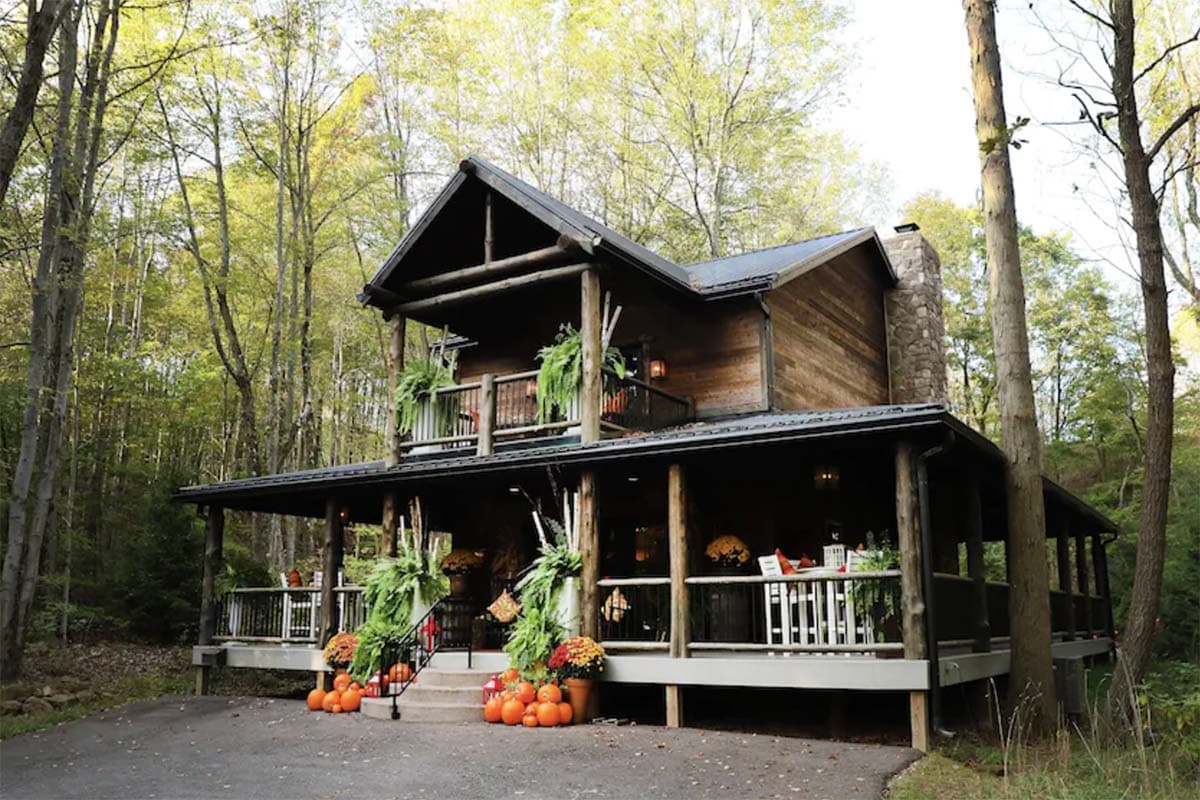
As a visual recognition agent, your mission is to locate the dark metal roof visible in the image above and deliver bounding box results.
[683,228,898,296]
[173,404,1117,534]
[363,156,894,304]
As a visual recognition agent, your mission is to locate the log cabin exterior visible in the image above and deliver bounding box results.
[177,157,1117,750]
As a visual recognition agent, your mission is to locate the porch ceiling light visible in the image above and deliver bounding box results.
[648,359,668,380]
[814,465,839,491]
[338,506,351,523]
[508,486,520,494]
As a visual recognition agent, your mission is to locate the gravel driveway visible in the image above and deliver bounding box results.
[0,696,919,799]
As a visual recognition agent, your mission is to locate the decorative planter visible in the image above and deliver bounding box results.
[555,577,581,636]
[564,677,593,723]
[448,572,471,598]
[705,562,750,642]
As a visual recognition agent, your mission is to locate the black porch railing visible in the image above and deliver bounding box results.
[601,374,691,432]
[377,599,472,720]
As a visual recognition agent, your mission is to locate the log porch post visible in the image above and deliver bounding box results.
[964,471,990,653]
[1074,529,1091,637]
[578,472,600,640]
[580,267,601,443]
[478,373,496,456]
[666,463,690,728]
[895,440,930,752]
[382,314,406,557]
[1056,522,1076,642]
[319,497,343,648]
[1093,535,1114,640]
[195,504,225,695]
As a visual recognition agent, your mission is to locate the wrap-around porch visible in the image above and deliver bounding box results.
[180,406,1116,751]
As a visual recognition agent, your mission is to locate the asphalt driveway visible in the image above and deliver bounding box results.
[0,696,919,799]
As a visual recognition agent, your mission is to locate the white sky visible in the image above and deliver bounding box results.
[834,0,1142,292]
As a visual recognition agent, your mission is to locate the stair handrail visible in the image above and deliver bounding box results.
[379,597,472,720]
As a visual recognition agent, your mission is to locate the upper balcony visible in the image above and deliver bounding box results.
[404,369,693,456]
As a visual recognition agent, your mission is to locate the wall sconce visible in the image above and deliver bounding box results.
[813,466,840,491]
[648,359,668,380]
[339,507,351,523]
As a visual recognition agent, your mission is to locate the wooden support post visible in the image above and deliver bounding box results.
[895,441,930,752]
[965,472,990,653]
[1056,527,1076,642]
[578,471,600,639]
[382,315,406,557]
[478,373,496,456]
[580,268,602,444]
[484,191,494,264]
[196,505,224,696]
[1075,530,1091,636]
[319,497,342,646]
[666,463,690,729]
[665,685,683,729]
[1093,535,1114,639]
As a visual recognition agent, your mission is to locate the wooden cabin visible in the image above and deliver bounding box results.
[177,157,1116,750]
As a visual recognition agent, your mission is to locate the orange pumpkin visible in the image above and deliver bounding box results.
[557,701,573,725]
[389,663,413,684]
[483,697,504,723]
[340,689,362,712]
[524,701,540,718]
[536,702,560,727]
[523,714,539,728]
[332,704,343,713]
[501,667,520,684]
[536,684,562,705]
[500,699,525,726]
[333,673,352,692]
[322,690,341,713]
[350,682,361,692]
[307,689,326,711]
[515,681,536,705]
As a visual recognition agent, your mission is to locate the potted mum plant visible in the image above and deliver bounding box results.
[704,535,750,576]
[440,549,484,597]
[703,535,751,642]
[323,632,358,675]
[549,635,605,723]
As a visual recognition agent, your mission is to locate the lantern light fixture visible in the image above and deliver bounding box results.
[813,466,840,491]
[648,359,668,380]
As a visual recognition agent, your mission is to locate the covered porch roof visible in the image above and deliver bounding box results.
[174,404,1117,536]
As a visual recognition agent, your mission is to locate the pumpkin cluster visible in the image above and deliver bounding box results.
[306,672,363,715]
[482,668,573,728]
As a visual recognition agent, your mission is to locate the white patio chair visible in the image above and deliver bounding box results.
[758,556,799,655]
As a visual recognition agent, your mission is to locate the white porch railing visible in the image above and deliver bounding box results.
[217,587,365,643]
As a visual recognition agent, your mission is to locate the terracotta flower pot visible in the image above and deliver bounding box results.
[565,678,593,724]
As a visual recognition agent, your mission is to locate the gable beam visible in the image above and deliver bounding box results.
[400,234,586,297]
[390,261,592,316]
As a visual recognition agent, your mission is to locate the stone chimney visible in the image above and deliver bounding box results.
[882,229,948,406]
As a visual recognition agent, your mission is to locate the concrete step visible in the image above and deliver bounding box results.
[418,669,492,689]
[428,651,507,672]
[360,695,481,723]
[401,684,480,704]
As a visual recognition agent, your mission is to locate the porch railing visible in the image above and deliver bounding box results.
[597,571,904,655]
[405,370,691,454]
[215,586,364,643]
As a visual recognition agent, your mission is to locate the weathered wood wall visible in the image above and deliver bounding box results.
[767,249,891,410]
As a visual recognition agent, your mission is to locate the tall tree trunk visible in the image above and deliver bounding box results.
[963,0,1057,729]
[1104,0,1178,728]
[0,0,67,207]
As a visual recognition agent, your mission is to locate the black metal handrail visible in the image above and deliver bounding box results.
[378,598,472,720]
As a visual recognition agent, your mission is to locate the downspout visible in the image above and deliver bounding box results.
[915,433,955,738]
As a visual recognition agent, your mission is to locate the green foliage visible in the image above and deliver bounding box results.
[361,545,450,631]
[847,542,900,637]
[534,324,626,423]
[348,619,408,684]
[394,357,456,435]
[504,606,566,674]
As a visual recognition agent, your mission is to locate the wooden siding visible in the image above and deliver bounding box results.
[454,271,767,418]
[767,249,890,409]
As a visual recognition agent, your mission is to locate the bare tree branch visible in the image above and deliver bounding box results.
[1147,102,1200,162]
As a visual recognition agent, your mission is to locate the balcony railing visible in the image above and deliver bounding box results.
[215,586,364,643]
[405,370,691,454]
[596,571,904,655]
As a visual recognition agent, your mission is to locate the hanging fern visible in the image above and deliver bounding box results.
[534,324,626,423]
[394,357,457,436]
[846,542,901,640]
